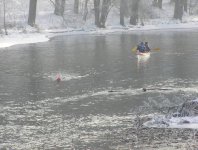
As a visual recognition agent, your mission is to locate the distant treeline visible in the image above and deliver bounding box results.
[0,0,198,34]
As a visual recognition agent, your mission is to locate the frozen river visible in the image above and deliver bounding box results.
[1,30,198,149]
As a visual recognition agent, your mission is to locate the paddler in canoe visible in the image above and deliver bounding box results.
[137,42,145,53]
[137,42,150,53]
[144,42,151,52]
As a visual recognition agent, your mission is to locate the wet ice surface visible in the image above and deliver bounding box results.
[1,82,198,149]
[0,88,136,149]
[1,31,198,149]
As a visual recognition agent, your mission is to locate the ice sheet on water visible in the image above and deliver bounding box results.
[145,115,198,129]
[143,78,198,94]
[144,98,198,129]
[0,97,134,149]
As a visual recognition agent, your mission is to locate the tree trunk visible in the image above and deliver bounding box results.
[130,0,139,25]
[158,0,162,9]
[183,0,187,12]
[153,0,158,6]
[153,0,162,9]
[74,0,79,14]
[94,0,100,27]
[100,0,111,28]
[28,0,37,27]
[120,0,125,26]
[54,0,65,16]
[3,0,7,35]
[174,0,183,20]
[83,0,89,21]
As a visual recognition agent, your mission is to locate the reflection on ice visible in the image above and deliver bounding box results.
[136,53,150,69]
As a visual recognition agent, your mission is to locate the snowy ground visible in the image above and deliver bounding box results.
[1,20,198,49]
[1,0,198,48]
[0,33,49,48]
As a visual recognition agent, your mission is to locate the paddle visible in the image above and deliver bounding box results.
[131,46,137,52]
[131,47,160,53]
[153,48,160,51]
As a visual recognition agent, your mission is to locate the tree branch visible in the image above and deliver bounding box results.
[49,0,55,7]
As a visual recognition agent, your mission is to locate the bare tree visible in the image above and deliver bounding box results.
[94,0,113,28]
[158,0,163,9]
[183,0,187,12]
[54,0,65,16]
[153,0,163,9]
[3,0,7,35]
[100,0,111,27]
[174,0,184,20]
[74,0,79,14]
[83,0,89,21]
[120,0,129,26]
[120,0,125,26]
[94,0,100,27]
[28,0,37,27]
[130,0,139,25]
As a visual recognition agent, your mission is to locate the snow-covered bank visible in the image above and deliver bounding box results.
[2,0,198,49]
[0,33,49,48]
[1,22,198,49]
[46,23,198,38]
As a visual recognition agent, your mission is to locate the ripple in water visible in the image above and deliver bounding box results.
[44,72,89,81]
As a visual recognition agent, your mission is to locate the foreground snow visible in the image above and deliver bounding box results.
[145,115,198,129]
[144,98,198,129]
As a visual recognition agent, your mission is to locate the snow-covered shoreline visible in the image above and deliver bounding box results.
[1,0,198,49]
[0,33,49,49]
[0,22,198,49]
